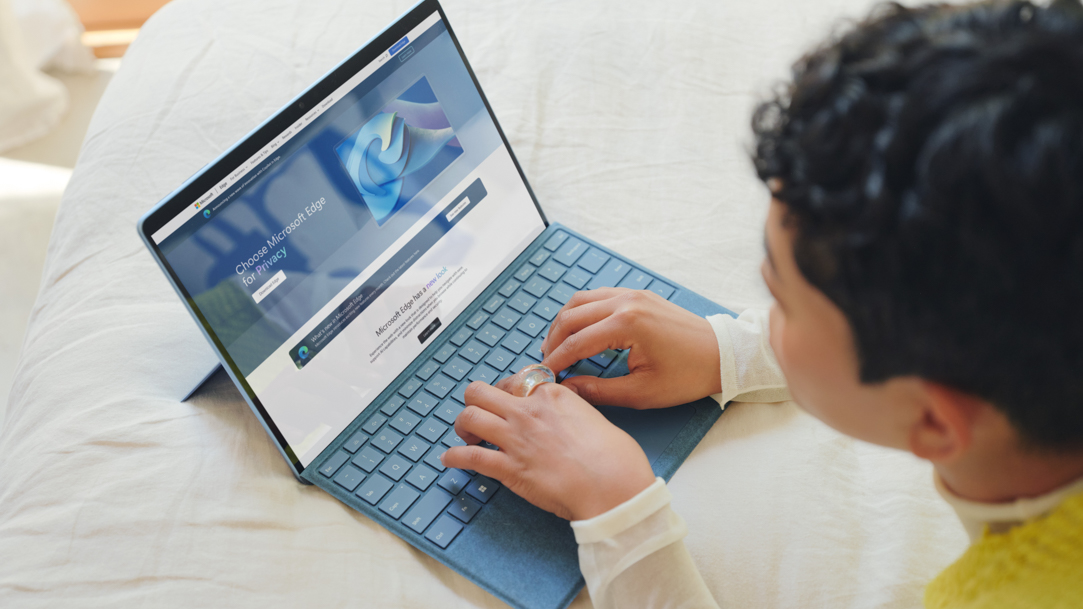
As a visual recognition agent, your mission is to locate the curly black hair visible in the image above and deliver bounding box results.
[753,0,1083,450]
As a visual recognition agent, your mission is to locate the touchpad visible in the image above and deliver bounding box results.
[597,404,696,465]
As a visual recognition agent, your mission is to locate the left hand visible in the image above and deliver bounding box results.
[441,376,656,521]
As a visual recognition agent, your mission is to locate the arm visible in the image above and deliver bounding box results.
[574,479,720,609]
[707,307,790,406]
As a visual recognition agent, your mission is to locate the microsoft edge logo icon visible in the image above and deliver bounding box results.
[298,346,309,359]
[203,209,211,219]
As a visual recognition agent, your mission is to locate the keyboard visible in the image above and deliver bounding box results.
[314,229,677,549]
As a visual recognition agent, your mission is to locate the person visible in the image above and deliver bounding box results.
[442,0,1083,606]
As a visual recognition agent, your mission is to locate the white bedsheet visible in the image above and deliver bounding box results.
[0,0,969,607]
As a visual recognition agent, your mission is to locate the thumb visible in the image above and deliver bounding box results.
[560,374,647,408]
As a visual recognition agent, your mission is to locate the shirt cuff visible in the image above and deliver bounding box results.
[570,477,671,544]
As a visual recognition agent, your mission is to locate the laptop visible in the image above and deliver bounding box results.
[137,2,734,608]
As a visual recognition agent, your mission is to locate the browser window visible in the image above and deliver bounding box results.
[152,13,545,466]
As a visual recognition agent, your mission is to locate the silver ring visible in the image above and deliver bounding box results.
[517,363,555,397]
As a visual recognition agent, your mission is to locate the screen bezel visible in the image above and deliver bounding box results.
[137,0,548,478]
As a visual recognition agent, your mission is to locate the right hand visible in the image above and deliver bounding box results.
[541,288,722,409]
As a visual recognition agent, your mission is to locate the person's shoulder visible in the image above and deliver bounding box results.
[924,492,1083,609]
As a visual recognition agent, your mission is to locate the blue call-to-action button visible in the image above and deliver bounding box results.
[389,36,409,56]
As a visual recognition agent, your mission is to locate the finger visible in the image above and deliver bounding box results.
[561,373,649,408]
[542,315,627,375]
[542,299,624,370]
[441,445,512,481]
[454,404,513,446]
[463,381,518,418]
[541,288,627,354]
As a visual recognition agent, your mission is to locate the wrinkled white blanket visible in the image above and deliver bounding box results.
[0,0,969,607]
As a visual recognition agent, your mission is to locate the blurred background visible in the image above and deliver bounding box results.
[0,0,170,429]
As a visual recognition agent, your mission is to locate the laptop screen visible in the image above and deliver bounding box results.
[149,10,545,468]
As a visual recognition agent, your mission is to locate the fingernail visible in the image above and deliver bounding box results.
[439,451,447,463]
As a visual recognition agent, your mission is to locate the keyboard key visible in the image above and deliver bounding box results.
[390,409,421,435]
[416,360,440,381]
[544,231,568,251]
[438,469,473,495]
[588,349,620,369]
[423,376,454,401]
[356,475,394,505]
[466,311,489,330]
[514,263,534,282]
[352,446,385,473]
[523,276,552,298]
[458,340,489,364]
[547,282,575,305]
[404,488,454,533]
[508,293,536,314]
[566,360,604,379]
[371,430,403,453]
[485,348,515,371]
[398,378,423,399]
[397,435,431,462]
[647,280,675,299]
[343,431,367,454]
[442,429,467,448]
[526,337,544,361]
[577,248,610,274]
[529,249,550,266]
[553,237,587,266]
[531,298,561,321]
[492,308,521,330]
[448,495,483,524]
[450,327,473,346]
[433,344,456,363]
[511,354,536,374]
[417,419,448,443]
[442,357,472,381]
[407,465,442,493]
[537,260,566,282]
[562,267,591,289]
[451,380,471,404]
[319,450,350,477]
[435,400,464,424]
[408,391,439,416]
[618,269,653,290]
[424,445,447,472]
[362,414,387,435]
[483,295,504,313]
[333,465,366,492]
[380,395,405,417]
[516,315,546,338]
[379,483,420,519]
[501,331,531,354]
[587,258,631,289]
[468,364,499,384]
[476,323,506,347]
[465,475,501,503]
[498,279,520,298]
[425,515,464,548]
[379,454,413,481]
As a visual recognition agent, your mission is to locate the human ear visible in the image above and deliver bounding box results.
[907,382,980,462]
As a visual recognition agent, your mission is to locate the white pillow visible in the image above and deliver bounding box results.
[0,0,68,153]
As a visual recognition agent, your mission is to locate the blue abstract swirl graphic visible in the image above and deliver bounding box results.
[338,87,461,224]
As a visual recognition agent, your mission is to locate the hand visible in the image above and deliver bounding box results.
[541,288,722,409]
[441,378,656,521]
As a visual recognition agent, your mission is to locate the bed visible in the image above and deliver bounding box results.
[0,0,969,606]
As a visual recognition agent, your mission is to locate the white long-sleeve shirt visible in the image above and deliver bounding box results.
[569,308,1083,609]
[571,308,788,609]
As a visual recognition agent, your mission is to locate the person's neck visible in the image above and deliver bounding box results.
[936,446,1083,504]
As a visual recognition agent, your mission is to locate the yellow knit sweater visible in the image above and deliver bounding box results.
[924,492,1083,608]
